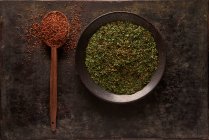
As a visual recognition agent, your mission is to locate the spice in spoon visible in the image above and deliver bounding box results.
[40,11,70,47]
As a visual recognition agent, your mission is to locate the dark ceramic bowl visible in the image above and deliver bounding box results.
[75,12,166,103]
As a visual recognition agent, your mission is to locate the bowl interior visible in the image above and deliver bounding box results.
[75,12,166,103]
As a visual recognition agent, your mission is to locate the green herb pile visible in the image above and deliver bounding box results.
[85,21,158,95]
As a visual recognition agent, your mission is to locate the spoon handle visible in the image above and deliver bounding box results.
[50,47,57,132]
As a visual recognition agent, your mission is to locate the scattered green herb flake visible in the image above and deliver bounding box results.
[85,21,158,95]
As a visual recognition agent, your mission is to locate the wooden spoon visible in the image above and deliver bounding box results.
[40,11,70,132]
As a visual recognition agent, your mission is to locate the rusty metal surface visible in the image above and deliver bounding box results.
[0,1,208,140]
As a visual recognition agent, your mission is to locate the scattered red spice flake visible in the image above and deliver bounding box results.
[31,23,41,35]
[68,12,82,50]
[24,22,42,55]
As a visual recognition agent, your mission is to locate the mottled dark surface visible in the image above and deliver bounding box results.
[0,1,208,140]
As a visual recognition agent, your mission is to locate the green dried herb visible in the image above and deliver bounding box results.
[85,21,158,95]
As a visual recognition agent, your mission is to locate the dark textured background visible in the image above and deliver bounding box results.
[0,1,208,140]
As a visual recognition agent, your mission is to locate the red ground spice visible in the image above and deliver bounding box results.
[40,12,69,47]
[20,7,82,62]
[26,11,82,50]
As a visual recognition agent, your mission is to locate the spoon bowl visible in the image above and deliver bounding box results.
[41,11,70,48]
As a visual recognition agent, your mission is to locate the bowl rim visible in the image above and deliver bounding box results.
[75,11,166,104]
